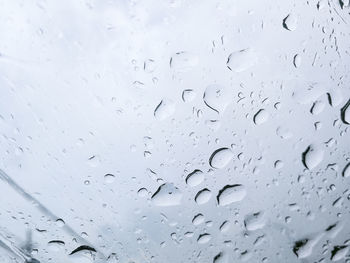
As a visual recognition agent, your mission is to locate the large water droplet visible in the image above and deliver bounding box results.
[213,252,228,263]
[185,169,204,187]
[340,98,350,125]
[209,148,233,169]
[154,99,175,120]
[203,84,231,114]
[197,233,211,244]
[226,48,256,72]
[192,213,205,225]
[217,184,246,206]
[342,163,350,178]
[195,188,212,205]
[283,14,297,31]
[253,109,269,125]
[244,211,266,231]
[151,183,182,206]
[293,233,324,258]
[182,89,196,102]
[331,246,349,261]
[104,174,115,184]
[302,144,324,170]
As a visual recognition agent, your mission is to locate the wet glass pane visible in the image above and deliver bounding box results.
[0,0,350,262]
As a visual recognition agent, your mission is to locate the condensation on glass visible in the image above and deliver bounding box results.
[0,0,350,262]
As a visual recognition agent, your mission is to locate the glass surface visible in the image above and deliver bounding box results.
[0,0,350,262]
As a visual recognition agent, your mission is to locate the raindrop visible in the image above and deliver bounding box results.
[197,233,211,244]
[144,59,156,73]
[293,233,324,258]
[253,109,269,125]
[154,99,175,120]
[302,144,324,170]
[340,98,350,125]
[104,174,115,184]
[195,188,212,205]
[170,51,198,71]
[192,213,205,225]
[283,14,298,31]
[209,148,233,169]
[151,183,182,206]
[185,169,204,187]
[87,155,100,167]
[213,252,228,263]
[217,184,246,206]
[330,246,349,261]
[293,54,301,68]
[244,212,266,231]
[219,221,231,232]
[226,48,256,72]
[203,84,231,114]
[182,89,196,102]
[343,163,350,178]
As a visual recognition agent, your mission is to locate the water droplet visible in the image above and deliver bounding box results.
[185,169,204,187]
[253,109,269,125]
[213,252,228,263]
[192,213,205,225]
[276,126,293,139]
[48,240,65,252]
[283,14,297,31]
[340,98,350,125]
[219,221,231,232]
[144,59,156,73]
[244,212,266,231]
[87,155,100,167]
[195,188,212,205]
[104,174,115,184]
[154,99,175,120]
[197,233,211,244]
[293,54,301,68]
[331,246,349,261]
[182,89,196,102]
[310,100,325,115]
[203,84,231,114]
[217,184,246,206]
[137,188,148,197]
[170,51,198,72]
[209,148,233,169]
[151,183,182,206]
[302,144,324,170]
[293,233,324,258]
[55,218,65,227]
[343,163,350,178]
[226,48,256,72]
[205,119,221,131]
